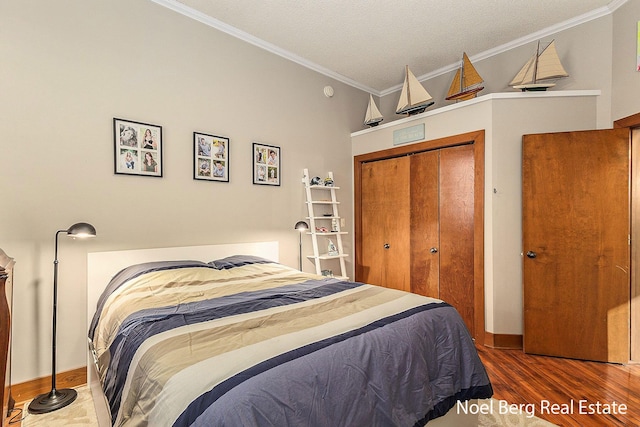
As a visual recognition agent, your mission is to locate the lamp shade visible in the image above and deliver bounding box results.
[294,221,309,231]
[66,222,96,238]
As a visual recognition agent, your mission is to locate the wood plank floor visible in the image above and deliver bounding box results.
[4,347,640,426]
[476,344,640,426]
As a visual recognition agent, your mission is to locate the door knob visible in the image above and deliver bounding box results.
[526,251,537,259]
[430,247,438,253]
[383,243,390,249]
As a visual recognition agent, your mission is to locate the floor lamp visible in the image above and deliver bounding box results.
[294,221,309,271]
[28,222,96,414]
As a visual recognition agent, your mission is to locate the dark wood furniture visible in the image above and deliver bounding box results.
[0,249,15,425]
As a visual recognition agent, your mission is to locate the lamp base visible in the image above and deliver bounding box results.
[27,388,77,414]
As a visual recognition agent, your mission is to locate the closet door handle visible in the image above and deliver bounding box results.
[526,251,537,259]
[430,247,438,253]
[383,243,390,249]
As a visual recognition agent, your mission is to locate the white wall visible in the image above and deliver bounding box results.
[0,0,366,383]
[612,0,640,121]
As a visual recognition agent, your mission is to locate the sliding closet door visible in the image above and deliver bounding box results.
[360,156,411,292]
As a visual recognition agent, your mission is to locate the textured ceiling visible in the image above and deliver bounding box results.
[157,0,621,95]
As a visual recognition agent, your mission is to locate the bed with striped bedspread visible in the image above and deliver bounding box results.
[88,256,492,426]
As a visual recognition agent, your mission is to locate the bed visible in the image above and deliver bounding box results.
[87,242,492,426]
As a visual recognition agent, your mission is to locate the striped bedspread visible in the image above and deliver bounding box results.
[88,256,492,426]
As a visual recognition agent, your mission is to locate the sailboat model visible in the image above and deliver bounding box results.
[510,40,568,91]
[446,52,484,101]
[364,94,383,127]
[396,65,434,115]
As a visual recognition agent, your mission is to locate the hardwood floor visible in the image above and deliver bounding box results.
[477,344,640,426]
[4,348,640,426]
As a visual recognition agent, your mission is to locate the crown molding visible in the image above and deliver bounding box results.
[151,0,625,98]
[149,0,377,94]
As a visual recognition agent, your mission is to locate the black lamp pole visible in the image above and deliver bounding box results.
[28,222,96,414]
[294,221,309,271]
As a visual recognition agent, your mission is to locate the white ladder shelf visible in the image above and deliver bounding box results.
[302,169,348,279]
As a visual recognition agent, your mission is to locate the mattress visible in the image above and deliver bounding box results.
[88,255,492,426]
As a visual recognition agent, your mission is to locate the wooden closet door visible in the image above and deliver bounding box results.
[360,156,411,291]
[523,129,629,363]
[410,151,440,297]
[439,145,475,332]
[411,145,475,333]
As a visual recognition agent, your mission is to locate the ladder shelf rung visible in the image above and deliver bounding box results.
[307,254,350,260]
[307,185,340,190]
[307,232,348,236]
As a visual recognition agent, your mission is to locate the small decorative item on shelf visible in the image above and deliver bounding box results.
[331,218,339,232]
[321,269,333,277]
[328,240,338,256]
[316,226,328,232]
[324,177,334,187]
[396,65,435,115]
[445,52,484,101]
[509,40,568,91]
[310,176,322,186]
[364,94,383,127]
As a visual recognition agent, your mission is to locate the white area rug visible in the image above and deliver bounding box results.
[21,386,98,427]
[21,386,556,426]
[478,399,557,426]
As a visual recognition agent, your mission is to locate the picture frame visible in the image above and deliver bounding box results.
[253,142,280,186]
[194,132,229,182]
[114,118,162,177]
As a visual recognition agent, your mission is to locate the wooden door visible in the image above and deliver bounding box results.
[410,150,439,296]
[438,145,475,332]
[411,145,475,333]
[522,129,630,363]
[360,156,411,292]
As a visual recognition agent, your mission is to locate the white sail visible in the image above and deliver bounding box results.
[396,65,433,114]
[510,40,568,89]
[536,40,568,80]
[364,94,383,126]
[397,76,410,112]
[509,54,537,86]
